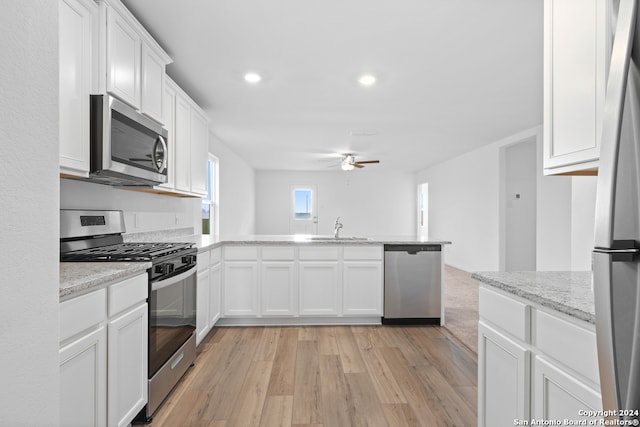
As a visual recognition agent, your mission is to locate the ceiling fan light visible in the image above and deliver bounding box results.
[341,162,355,171]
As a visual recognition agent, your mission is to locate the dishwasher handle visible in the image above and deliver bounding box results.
[384,244,441,253]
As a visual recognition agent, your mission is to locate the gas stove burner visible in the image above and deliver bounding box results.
[61,242,195,262]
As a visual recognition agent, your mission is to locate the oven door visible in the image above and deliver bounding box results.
[148,265,196,378]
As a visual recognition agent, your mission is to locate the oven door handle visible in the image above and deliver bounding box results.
[151,266,196,292]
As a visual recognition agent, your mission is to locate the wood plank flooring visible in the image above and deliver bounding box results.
[443,265,479,355]
[148,325,477,427]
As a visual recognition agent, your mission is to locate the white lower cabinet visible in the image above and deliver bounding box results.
[299,261,339,315]
[209,262,221,325]
[223,262,259,316]
[60,325,107,427]
[478,285,602,427]
[212,244,384,324]
[60,273,148,427]
[478,322,530,427]
[196,267,210,345]
[533,356,602,421]
[107,303,148,427]
[261,261,296,316]
[342,261,382,315]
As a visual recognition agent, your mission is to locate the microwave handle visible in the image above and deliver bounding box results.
[151,266,196,292]
[153,135,168,174]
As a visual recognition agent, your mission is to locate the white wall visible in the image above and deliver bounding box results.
[571,176,597,270]
[60,179,200,234]
[416,126,583,273]
[255,170,416,236]
[0,2,60,424]
[416,135,505,271]
[211,134,256,236]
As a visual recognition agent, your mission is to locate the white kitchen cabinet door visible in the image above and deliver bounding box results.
[60,325,107,427]
[209,263,222,326]
[107,303,147,427]
[223,262,259,316]
[533,356,602,421]
[106,6,141,109]
[157,81,176,190]
[140,44,165,124]
[174,95,191,193]
[262,262,297,316]
[342,261,382,316]
[478,321,530,427]
[196,268,210,345]
[59,0,97,177]
[543,0,609,175]
[299,262,339,315]
[189,109,209,196]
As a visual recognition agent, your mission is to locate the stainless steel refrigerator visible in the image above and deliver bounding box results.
[593,0,640,417]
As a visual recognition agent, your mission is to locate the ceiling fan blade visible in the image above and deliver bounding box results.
[353,163,365,168]
[354,160,380,164]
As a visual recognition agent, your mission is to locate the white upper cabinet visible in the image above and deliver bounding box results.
[106,6,141,109]
[141,44,165,124]
[59,0,98,178]
[190,109,209,196]
[543,0,611,175]
[157,82,176,190]
[99,0,172,124]
[162,76,209,197]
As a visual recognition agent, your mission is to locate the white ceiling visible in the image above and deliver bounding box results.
[122,0,543,172]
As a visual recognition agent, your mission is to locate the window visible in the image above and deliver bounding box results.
[293,189,312,219]
[202,154,219,236]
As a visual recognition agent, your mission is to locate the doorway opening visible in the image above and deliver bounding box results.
[501,138,537,271]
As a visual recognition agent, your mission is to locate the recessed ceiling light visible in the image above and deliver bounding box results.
[358,74,376,86]
[244,72,262,83]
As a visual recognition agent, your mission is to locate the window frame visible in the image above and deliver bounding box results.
[202,154,219,236]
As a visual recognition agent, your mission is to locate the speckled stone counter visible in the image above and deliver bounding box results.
[60,262,151,301]
[471,271,595,324]
[168,234,451,253]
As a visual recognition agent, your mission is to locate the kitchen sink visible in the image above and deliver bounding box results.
[308,236,369,241]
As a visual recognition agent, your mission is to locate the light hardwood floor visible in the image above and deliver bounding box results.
[443,265,479,354]
[149,324,477,427]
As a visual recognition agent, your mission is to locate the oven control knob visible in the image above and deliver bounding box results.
[182,255,195,264]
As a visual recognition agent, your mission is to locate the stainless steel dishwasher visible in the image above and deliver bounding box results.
[383,244,442,325]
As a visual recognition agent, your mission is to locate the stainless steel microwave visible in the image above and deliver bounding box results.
[89,94,168,186]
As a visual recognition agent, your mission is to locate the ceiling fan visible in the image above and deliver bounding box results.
[340,154,380,171]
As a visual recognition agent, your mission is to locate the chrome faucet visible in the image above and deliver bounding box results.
[334,216,343,238]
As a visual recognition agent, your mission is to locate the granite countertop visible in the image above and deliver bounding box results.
[173,234,451,253]
[60,233,451,300]
[471,271,594,323]
[60,262,151,301]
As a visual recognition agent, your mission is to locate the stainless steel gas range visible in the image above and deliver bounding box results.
[60,209,197,422]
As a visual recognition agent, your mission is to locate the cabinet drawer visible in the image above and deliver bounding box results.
[108,274,148,317]
[262,246,295,261]
[198,250,210,272]
[534,309,599,385]
[479,286,530,342]
[343,245,382,260]
[60,288,107,343]
[210,247,222,266]
[299,246,339,260]
[224,246,258,261]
